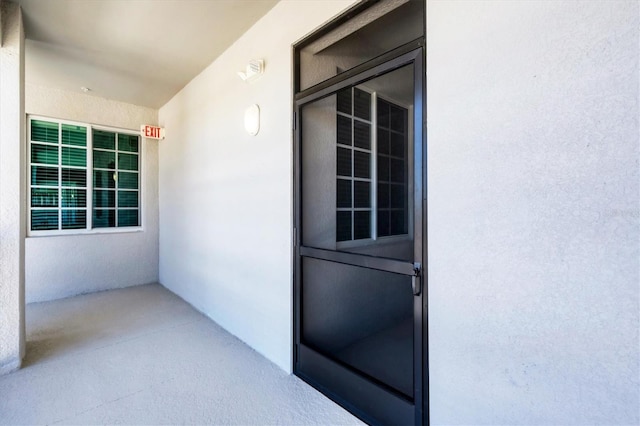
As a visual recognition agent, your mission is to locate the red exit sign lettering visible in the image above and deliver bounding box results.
[140,125,165,140]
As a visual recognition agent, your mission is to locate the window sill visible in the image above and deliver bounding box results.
[27,227,144,238]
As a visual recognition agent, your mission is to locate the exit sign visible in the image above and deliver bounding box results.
[141,125,165,140]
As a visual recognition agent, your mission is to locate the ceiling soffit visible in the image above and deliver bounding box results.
[18,0,279,108]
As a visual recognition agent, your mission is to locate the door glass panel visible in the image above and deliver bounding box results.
[302,257,414,398]
[301,65,414,262]
[298,0,424,91]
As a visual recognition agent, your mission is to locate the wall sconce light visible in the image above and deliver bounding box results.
[244,104,260,136]
[237,59,264,83]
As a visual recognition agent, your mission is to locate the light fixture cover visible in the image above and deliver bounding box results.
[244,104,260,136]
[238,59,264,82]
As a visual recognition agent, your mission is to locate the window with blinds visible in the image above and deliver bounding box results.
[92,130,140,228]
[28,117,141,234]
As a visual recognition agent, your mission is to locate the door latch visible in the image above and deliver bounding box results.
[412,262,422,296]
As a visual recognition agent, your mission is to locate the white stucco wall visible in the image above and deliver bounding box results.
[427,1,639,424]
[0,0,25,375]
[158,0,356,373]
[25,85,159,303]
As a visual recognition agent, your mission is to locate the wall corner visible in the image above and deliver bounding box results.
[0,0,26,375]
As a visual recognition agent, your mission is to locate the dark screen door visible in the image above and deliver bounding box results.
[294,48,424,425]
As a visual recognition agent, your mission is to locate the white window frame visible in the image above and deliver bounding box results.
[335,86,414,249]
[27,115,144,237]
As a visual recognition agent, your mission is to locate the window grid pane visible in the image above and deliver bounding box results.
[62,124,87,147]
[31,210,58,230]
[31,166,59,186]
[30,118,89,232]
[92,129,140,229]
[28,118,141,233]
[94,170,116,189]
[117,209,139,227]
[93,130,116,150]
[93,150,116,169]
[94,190,115,208]
[62,210,87,229]
[117,172,139,190]
[62,168,87,187]
[61,189,86,208]
[31,188,59,208]
[118,190,139,208]
[31,120,59,143]
[93,209,115,228]
[61,146,87,167]
[31,143,59,165]
[118,134,139,153]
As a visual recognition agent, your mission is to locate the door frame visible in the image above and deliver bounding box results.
[292,44,427,425]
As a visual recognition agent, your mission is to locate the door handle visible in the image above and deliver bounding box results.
[412,262,422,296]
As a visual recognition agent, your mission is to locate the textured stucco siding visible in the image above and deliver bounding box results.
[25,85,160,303]
[426,1,639,424]
[0,1,25,375]
[158,0,357,373]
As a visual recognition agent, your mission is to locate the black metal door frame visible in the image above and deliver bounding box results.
[293,45,426,425]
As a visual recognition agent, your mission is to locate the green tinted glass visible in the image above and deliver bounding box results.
[93,150,115,169]
[62,210,86,229]
[31,120,59,143]
[93,170,116,189]
[118,190,138,208]
[118,134,139,153]
[31,166,58,186]
[117,210,139,227]
[93,130,116,150]
[62,124,87,147]
[118,153,138,171]
[31,188,58,207]
[117,172,138,189]
[61,188,86,208]
[62,147,86,167]
[93,190,115,208]
[31,210,58,230]
[93,209,115,228]
[61,168,87,187]
[31,144,59,165]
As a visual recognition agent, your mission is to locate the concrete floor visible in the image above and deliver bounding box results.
[0,284,363,425]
